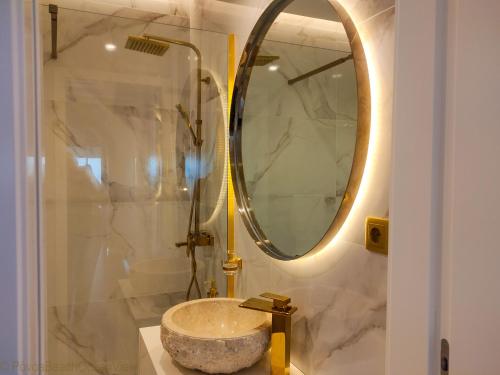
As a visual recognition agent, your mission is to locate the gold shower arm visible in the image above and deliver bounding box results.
[287,53,353,85]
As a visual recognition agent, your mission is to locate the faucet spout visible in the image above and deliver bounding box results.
[239,293,297,375]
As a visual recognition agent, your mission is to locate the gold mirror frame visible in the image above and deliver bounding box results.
[229,0,371,260]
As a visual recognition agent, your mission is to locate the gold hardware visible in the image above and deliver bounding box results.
[223,257,242,272]
[254,55,280,66]
[240,293,297,375]
[196,231,214,246]
[207,280,218,298]
[175,104,198,145]
[124,35,170,56]
[175,231,214,249]
[260,293,292,311]
[223,256,242,298]
[226,34,242,298]
[365,216,389,255]
[288,53,353,85]
[49,4,58,59]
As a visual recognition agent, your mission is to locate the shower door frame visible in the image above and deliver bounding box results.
[0,0,44,372]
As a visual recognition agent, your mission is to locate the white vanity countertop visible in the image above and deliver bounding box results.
[138,326,304,375]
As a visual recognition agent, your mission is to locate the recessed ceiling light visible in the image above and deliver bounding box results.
[268,65,279,72]
[104,43,117,52]
[332,73,343,79]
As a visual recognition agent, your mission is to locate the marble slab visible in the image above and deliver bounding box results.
[138,325,304,375]
[119,278,185,325]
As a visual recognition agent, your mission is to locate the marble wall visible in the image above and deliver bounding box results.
[220,0,395,374]
[39,3,228,373]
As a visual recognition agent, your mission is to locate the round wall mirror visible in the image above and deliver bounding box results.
[230,0,370,260]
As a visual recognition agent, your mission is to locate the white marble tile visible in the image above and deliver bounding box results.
[47,300,138,374]
[39,0,190,28]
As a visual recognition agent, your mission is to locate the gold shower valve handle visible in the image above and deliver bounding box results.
[196,231,214,246]
[175,232,214,248]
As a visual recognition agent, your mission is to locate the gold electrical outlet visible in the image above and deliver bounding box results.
[365,217,389,255]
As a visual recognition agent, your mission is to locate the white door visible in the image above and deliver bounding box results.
[440,1,500,374]
[388,1,500,374]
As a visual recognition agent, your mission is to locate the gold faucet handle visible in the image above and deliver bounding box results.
[260,292,292,311]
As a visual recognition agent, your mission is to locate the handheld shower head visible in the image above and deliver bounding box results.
[124,35,170,56]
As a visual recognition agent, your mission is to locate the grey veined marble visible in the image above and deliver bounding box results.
[161,298,271,374]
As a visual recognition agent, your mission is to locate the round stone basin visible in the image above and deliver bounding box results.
[161,298,270,374]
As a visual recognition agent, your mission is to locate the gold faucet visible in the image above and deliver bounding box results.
[239,292,297,375]
[207,280,218,298]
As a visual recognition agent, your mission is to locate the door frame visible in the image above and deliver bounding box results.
[386,0,447,374]
[0,0,42,373]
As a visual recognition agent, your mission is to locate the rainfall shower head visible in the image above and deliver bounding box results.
[125,35,170,56]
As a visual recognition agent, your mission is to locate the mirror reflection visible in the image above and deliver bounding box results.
[233,0,369,259]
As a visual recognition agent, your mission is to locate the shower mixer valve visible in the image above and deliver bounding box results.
[175,231,214,249]
[175,231,214,300]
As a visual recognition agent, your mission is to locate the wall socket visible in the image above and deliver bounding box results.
[365,217,389,255]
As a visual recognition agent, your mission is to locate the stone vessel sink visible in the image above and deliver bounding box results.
[161,298,270,374]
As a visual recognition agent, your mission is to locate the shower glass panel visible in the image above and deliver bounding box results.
[39,6,228,373]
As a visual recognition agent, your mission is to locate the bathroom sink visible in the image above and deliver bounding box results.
[130,257,205,296]
[161,298,271,374]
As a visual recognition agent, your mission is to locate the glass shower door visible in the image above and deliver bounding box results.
[39,5,228,373]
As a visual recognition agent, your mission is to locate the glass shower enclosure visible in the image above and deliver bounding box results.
[39,5,228,373]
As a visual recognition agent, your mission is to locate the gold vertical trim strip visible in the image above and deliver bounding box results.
[227,34,236,298]
[228,33,235,253]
